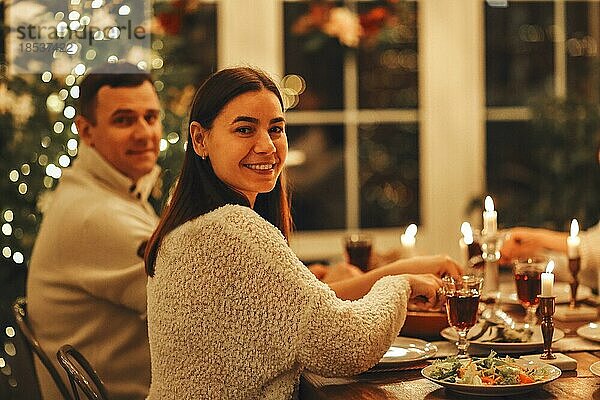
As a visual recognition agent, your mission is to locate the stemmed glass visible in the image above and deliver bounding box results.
[513,257,546,325]
[442,275,483,358]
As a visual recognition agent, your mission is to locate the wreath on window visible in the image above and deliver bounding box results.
[291,0,413,52]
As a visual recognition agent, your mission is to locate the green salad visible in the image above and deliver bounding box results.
[428,351,551,386]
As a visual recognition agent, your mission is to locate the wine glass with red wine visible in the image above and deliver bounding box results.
[442,275,483,358]
[513,257,546,325]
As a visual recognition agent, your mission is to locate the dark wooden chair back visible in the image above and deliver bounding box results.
[56,344,109,400]
[12,297,73,400]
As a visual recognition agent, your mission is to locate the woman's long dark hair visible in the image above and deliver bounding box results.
[145,67,293,276]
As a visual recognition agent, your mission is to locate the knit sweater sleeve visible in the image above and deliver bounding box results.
[216,205,411,377]
[581,222,600,272]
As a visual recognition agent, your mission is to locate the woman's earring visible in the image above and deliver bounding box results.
[201,154,207,160]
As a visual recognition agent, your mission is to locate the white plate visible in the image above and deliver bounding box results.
[590,361,600,377]
[499,281,592,305]
[422,358,561,396]
[576,322,600,342]
[378,337,437,364]
[440,325,565,352]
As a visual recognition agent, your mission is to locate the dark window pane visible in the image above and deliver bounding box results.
[486,2,554,106]
[359,124,419,228]
[284,2,344,110]
[486,118,599,230]
[358,1,418,108]
[486,121,537,227]
[566,2,600,102]
[287,125,346,230]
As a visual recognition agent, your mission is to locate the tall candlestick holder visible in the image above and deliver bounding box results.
[538,295,556,360]
[568,257,581,309]
[476,231,507,321]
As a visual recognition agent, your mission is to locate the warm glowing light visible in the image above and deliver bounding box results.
[58,155,71,168]
[484,196,495,212]
[570,219,579,237]
[73,63,86,76]
[53,121,64,133]
[64,106,76,119]
[2,224,12,236]
[9,170,19,182]
[2,247,11,258]
[67,138,78,150]
[41,71,52,82]
[405,223,418,238]
[167,132,179,144]
[546,260,555,274]
[159,139,168,151]
[461,221,473,245]
[3,210,14,222]
[18,183,28,194]
[13,252,24,264]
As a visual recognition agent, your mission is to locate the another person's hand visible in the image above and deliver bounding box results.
[399,255,463,278]
[308,262,364,284]
[404,273,444,310]
[500,228,546,264]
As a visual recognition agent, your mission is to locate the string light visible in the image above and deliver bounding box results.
[2,224,12,236]
[13,252,24,264]
[3,211,14,222]
[167,132,179,144]
[2,247,11,258]
[9,170,19,182]
[159,139,168,152]
[58,155,71,168]
[20,164,30,175]
[63,106,76,119]
[18,183,28,195]
[53,122,65,133]
[41,71,52,82]
[67,138,78,150]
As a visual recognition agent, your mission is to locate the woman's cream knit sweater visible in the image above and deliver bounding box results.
[147,205,411,399]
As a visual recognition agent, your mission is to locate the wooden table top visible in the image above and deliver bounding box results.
[300,310,600,399]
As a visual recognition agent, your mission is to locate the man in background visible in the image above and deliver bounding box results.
[27,62,161,400]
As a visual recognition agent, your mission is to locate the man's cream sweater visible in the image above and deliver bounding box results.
[27,144,159,400]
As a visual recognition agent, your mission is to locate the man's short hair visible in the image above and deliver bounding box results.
[78,62,154,124]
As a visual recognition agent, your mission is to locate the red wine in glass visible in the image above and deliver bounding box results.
[514,271,542,308]
[446,294,480,331]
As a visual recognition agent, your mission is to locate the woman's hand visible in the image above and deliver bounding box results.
[404,273,444,310]
[500,228,547,264]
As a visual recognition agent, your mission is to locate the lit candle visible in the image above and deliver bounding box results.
[482,196,497,235]
[401,223,417,256]
[541,260,555,296]
[459,222,473,265]
[567,219,581,259]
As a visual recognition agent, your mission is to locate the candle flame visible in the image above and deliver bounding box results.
[546,260,555,274]
[460,222,472,237]
[484,196,495,212]
[460,222,473,244]
[570,219,579,237]
[405,223,417,238]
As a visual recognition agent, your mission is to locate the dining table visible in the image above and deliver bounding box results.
[300,290,600,399]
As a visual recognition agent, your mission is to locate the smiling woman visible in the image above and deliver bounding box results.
[189,89,288,207]
[142,66,455,400]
